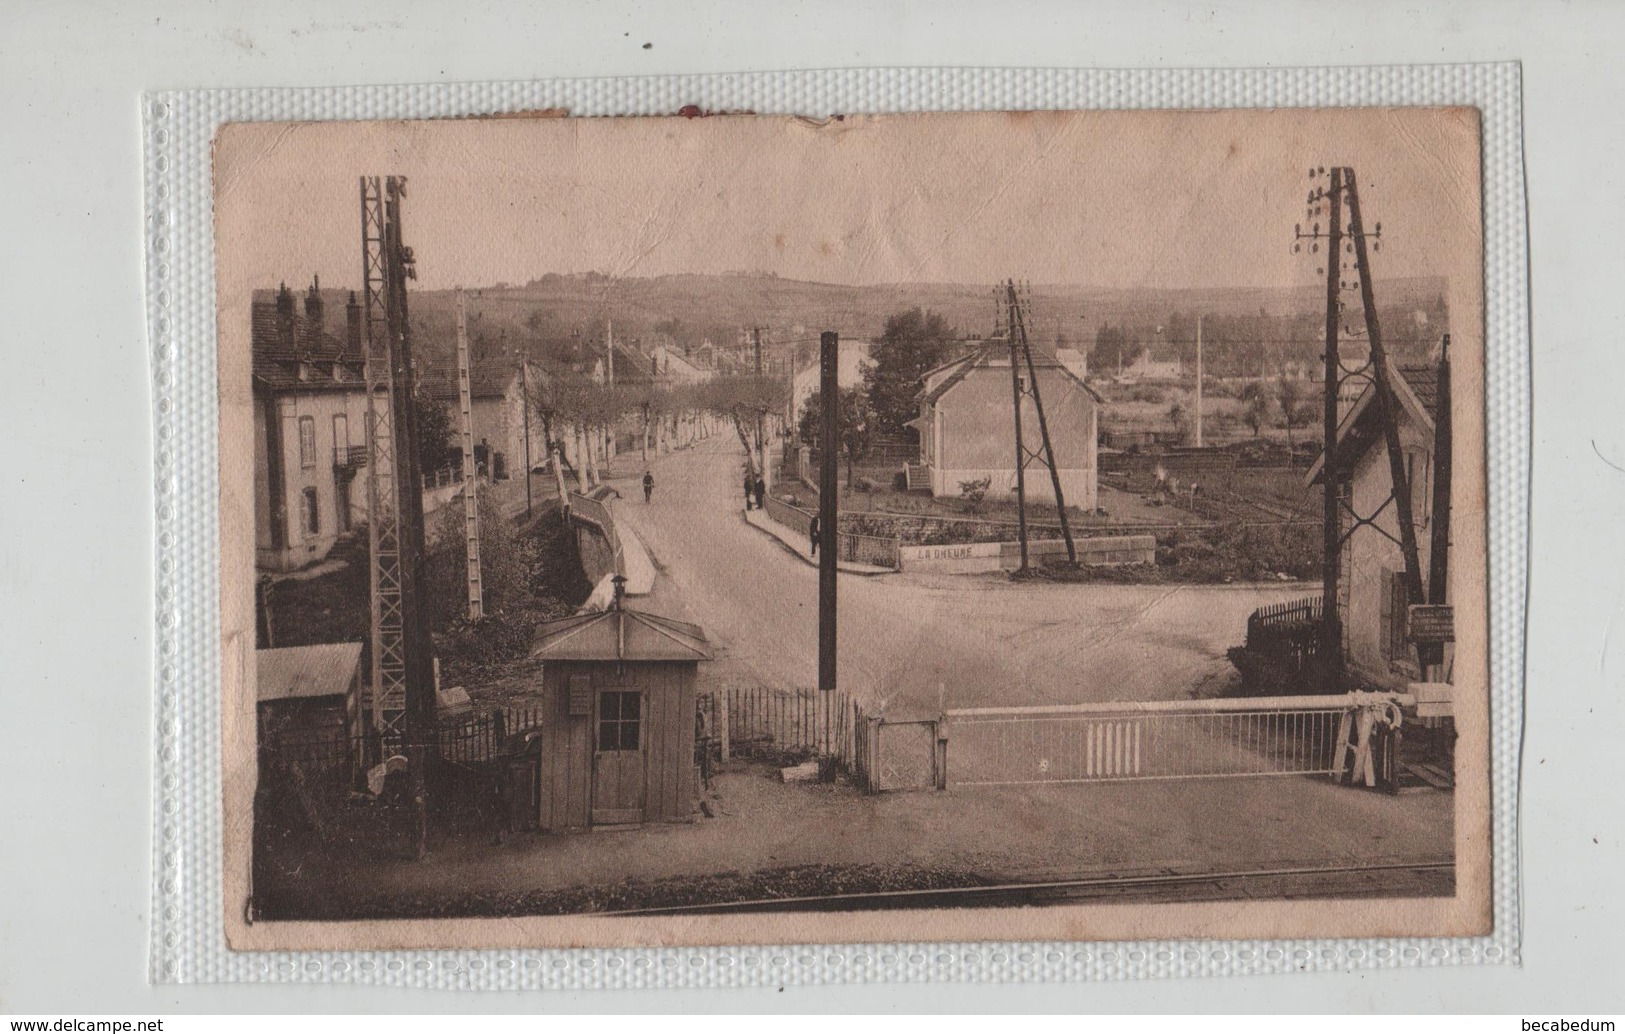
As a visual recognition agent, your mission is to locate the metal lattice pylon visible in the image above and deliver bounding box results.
[361,176,406,736]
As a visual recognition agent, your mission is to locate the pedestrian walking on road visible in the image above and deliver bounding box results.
[642,470,654,504]
[752,473,766,511]
[809,513,821,558]
[743,471,755,511]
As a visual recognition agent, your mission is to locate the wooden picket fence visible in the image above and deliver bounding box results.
[698,685,856,768]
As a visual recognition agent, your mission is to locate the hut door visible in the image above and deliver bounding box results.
[591,687,647,825]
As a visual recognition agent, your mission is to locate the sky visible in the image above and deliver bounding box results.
[214,108,1482,297]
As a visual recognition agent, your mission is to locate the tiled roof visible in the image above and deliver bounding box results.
[420,358,522,401]
[1306,360,1444,485]
[917,345,1103,406]
[251,299,366,393]
[1397,363,1438,419]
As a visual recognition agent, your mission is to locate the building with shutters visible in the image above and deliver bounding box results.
[252,278,371,572]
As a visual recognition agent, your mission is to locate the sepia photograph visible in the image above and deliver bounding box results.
[214,108,1489,949]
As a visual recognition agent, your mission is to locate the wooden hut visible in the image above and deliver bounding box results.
[255,642,364,783]
[527,590,712,831]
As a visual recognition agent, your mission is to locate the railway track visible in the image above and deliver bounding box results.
[606,860,1455,916]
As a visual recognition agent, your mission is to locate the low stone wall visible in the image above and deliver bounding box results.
[567,491,623,586]
[898,534,1156,574]
[575,524,619,585]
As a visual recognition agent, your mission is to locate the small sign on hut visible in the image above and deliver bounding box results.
[1407,604,1455,644]
[527,580,712,831]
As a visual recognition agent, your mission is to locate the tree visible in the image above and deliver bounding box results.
[1276,377,1307,450]
[423,490,535,631]
[862,307,958,438]
[1240,381,1274,438]
[1167,394,1190,443]
[412,386,455,476]
[799,386,876,488]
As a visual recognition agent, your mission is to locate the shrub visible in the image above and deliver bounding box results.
[958,476,992,513]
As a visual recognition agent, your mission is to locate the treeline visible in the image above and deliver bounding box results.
[1091,294,1449,377]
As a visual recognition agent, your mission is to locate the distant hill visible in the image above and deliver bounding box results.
[254,272,1449,378]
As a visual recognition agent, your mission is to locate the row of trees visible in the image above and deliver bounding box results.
[416,353,791,498]
[1163,377,1318,446]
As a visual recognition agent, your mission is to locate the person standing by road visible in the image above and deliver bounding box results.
[743,470,755,511]
[752,473,766,512]
[809,513,821,558]
[642,470,654,504]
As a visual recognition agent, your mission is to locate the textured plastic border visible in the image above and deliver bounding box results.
[145,64,1527,986]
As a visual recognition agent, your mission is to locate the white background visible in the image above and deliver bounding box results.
[0,0,1619,1015]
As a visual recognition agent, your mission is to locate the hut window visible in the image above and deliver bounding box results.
[597,691,641,751]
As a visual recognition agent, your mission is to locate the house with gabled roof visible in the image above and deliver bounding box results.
[418,355,548,482]
[1307,358,1451,691]
[908,342,1102,509]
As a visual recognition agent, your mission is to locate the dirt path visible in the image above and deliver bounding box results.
[605,437,1313,715]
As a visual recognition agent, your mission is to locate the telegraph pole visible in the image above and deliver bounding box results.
[1006,300,1031,572]
[1009,281,1076,564]
[1317,167,1345,676]
[1194,314,1204,449]
[1346,170,1425,612]
[818,331,839,702]
[753,327,770,492]
[518,356,534,514]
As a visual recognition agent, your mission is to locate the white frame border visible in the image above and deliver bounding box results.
[145,63,1526,986]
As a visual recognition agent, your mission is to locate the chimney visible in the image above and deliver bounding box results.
[275,282,296,349]
[346,291,362,355]
[304,274,324,326]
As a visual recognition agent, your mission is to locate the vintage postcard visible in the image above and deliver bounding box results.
[215,108,1489,950]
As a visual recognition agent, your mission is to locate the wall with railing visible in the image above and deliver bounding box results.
[758,493,901,569]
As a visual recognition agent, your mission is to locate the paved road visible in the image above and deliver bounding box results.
[609,437,1313,716]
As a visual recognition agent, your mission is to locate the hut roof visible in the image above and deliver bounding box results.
[256,642,363,702]
[529,607,713,662]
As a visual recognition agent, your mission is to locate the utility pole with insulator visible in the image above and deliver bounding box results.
[817,331,839,698]
[1297,166,1346,681]
[753,326,770,492]
[1296,165,1420,684]
[1004,280,1076,569]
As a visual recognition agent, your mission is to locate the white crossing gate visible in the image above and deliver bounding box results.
[944,693,1410,787]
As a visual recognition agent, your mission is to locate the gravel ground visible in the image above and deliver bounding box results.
[255,761,1452,920]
